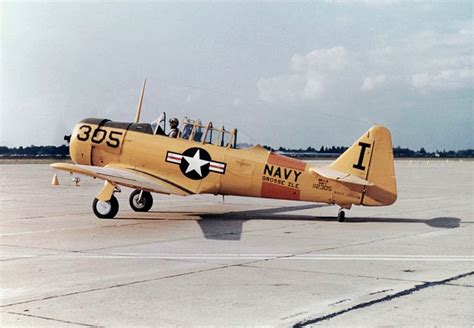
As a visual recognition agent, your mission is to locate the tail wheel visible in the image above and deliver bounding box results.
[93,195,119,219]
[337,210,345,223]
[129,190,153,212]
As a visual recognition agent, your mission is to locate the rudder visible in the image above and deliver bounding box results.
[329,125,397,206]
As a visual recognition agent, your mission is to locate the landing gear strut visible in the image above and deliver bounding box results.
[129,190,153,212]
[337,209,345,222]
[93,195,119,219]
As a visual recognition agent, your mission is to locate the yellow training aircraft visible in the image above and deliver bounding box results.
[52,81,397,222]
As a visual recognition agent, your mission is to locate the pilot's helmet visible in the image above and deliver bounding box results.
[169,118,179,126]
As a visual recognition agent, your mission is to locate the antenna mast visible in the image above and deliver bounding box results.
[134,79,147,123]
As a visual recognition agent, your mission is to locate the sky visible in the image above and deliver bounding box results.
[1,0,473,151]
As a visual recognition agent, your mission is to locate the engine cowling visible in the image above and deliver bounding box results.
[69,118,127,166]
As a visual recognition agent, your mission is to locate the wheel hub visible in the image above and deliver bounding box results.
[133,195,145,208]
[96,201,112,215]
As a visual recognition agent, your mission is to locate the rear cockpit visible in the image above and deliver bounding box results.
[151,113,238,148]
[180,116,237,148]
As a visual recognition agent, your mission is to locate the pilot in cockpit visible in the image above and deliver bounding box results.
[181,117,193,140]
[168,118,180,138]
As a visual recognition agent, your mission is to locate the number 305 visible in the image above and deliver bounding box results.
[77,125,123,148]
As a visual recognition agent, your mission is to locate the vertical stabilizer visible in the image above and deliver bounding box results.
[329,125,397,206]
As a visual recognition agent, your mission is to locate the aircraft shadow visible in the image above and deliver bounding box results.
[197,204,328,240]
[118,204,462,241]
[197,207,462,241]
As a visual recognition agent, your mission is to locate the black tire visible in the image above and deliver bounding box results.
[93,195,119,219]
[337,210,345,223]
[129,190,153,212]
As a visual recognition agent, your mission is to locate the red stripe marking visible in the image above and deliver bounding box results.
[261,182,300,200]
[268,153,306,171]
[168,154,182,159]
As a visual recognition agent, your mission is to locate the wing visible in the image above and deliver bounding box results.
[309,166,373,186]
[51,163,191,196]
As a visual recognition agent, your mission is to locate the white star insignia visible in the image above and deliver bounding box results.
[182,149,209,177]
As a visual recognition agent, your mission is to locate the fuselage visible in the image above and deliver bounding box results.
[69,118,387,208]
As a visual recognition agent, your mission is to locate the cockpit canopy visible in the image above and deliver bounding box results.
[151,113,238,148]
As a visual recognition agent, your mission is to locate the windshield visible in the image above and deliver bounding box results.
[151,112,166,136]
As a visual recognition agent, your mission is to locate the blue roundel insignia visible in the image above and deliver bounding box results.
[166,147,226,180]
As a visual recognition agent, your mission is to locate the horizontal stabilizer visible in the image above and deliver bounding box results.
[310,166,374,186]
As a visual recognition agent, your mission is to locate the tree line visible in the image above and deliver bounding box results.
[0,145,69,158]
[0,144,473,158]
[264,145,473,158]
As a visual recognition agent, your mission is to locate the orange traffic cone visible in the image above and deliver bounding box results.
[51,173,59,186]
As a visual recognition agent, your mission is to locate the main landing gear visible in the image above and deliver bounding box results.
[93,195,119,219]
[129,190,153,212]
[92,184,154,219]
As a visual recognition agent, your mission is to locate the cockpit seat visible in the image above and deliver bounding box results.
[193,131,203,141]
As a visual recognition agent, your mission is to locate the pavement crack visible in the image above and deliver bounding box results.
[7,311,100,327]
[445,283,474,288]
[0,221,156,238]
[241,264,426,284]
[0,244,97,263]
[308,230,438,254]
[0,263,238,309]
[84,220,320,252]
[293,270,474,327]
[369,288,393,295]
[0,243,76,253]
[328,299,351,306]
